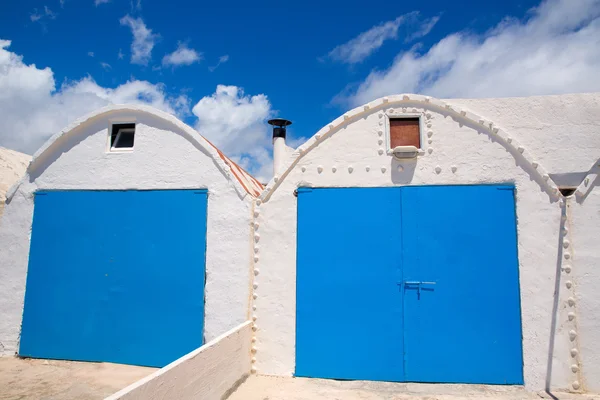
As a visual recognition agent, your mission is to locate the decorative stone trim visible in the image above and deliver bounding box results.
[574,162,600,200]
[561,198,583,392]
[249,200,260,373]
[259,94,563,203]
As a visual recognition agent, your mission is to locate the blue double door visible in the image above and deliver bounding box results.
[20,190,207,368]
[296,185,523,384]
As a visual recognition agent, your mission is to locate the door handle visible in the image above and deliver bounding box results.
[398,281,436,299]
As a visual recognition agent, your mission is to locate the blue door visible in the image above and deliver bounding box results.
[20,190,207,368]
[296,187,404,381]
[402,185,523,384]
[295,186,523,384]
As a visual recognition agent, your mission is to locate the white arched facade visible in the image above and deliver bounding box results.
[0,105,257,357]
[251,93,600,392]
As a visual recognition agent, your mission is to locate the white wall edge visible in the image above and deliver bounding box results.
[105,320,252,400]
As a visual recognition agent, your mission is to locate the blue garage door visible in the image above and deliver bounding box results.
[296,185,523,384]
[20,190,207,368]
[296,187,404,381]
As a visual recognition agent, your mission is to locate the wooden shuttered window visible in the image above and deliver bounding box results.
[389,118,420,148]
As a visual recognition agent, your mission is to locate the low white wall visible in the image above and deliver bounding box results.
[0,106,253,355]
[106,321,252,400]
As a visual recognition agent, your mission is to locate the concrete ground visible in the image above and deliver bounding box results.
[0,357,156,400]
[228,375,599,400]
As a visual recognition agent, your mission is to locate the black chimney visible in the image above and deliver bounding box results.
[268,118,292,139]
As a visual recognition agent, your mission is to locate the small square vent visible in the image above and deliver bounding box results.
[110,123,136,151]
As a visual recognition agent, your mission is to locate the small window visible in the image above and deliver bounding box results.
[110,123,135,151]
[389,118,420,148]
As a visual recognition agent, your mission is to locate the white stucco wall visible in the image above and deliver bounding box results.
[570,163,600,393]
[0,105,253,356]
[253,93,600,392]
[450,93,600,175]
[106,321,252,400]
[0,147,31,219]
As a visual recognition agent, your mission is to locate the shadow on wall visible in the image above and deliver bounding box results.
[544,201,568,397]
[575,158,600,205]
[390,158,417,185]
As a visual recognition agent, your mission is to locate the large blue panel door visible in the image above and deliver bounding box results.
[296,185,523,384]
[296,187,404,381]
[401,185,523,384]
[20,190,207,367]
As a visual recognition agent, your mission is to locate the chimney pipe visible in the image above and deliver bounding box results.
[268,118,292,177]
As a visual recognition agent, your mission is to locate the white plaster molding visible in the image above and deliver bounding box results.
[561,199,584,392]
[259,94,564,203]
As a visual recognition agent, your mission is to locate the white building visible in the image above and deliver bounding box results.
[0,147,30,218]
[0,105,260,367]
[255,93,600,393]
[1,93,599,395]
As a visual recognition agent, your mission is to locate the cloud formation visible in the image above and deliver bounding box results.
[192,85,274,180]
[30,6,57,25]
[344,0,600,106]
[208,55,229,72]
[0,39,188,155]
[162,43,202,68]
[324,12,439,64]
[120,15,158,65]
[0,41,277,180]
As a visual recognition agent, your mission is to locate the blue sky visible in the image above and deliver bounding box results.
[1,0,599,179]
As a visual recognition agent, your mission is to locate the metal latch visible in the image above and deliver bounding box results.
[399,281,436,299]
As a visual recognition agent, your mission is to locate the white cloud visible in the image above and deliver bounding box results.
[405,15,440,42]
[345,0,600,106]
[325,12,438,64]
[88,51,94,57]
[162,43,202,68]
[95,0,111,5]
[192,85,274,181]
[30,12,42,22]
[30,6,57,23]
[208,55,229,72]
[120,15,158,66]
[118,48,124,59]
[0,40,276,180]
[0,39,188,155]
[100,62,111,70]
[44,6,57,19]
[130,0,142,11]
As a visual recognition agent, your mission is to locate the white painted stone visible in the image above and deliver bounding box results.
[570,177,600,392]
[106,322,252,400]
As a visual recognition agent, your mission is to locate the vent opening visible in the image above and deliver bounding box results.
[110,123,136,151]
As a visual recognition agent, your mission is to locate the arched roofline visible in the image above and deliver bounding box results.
[7,104,261,202]
[258,93,564,204]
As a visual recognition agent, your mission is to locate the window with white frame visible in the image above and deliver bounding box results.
[110,123,136,151]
